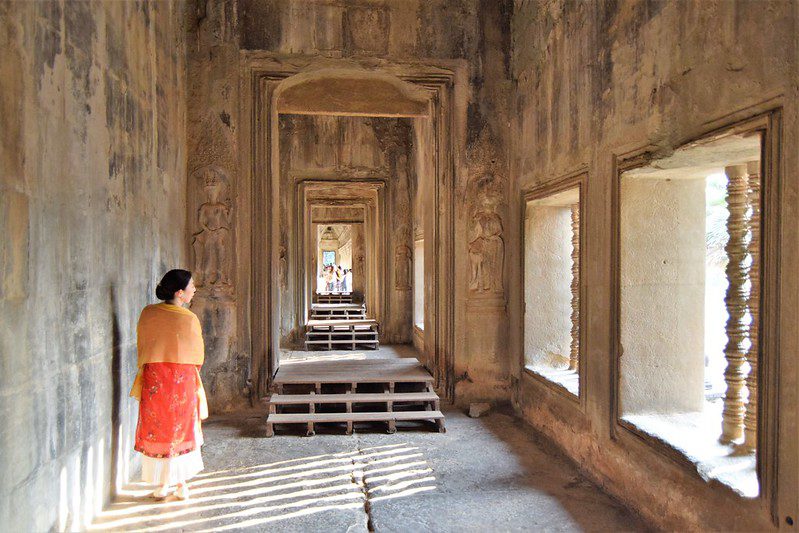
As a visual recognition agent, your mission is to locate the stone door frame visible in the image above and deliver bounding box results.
[297,179,387,339]
[240,53,459,401]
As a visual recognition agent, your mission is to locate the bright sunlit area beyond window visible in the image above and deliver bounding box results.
[523,185,581,398]
[414,239,424,330]
[618,131,763,498]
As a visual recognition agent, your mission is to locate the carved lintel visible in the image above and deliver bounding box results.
[721,164,749,444]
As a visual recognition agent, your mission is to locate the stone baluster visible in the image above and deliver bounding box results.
[569,203,580,372]
[743,160,761,453]
[721,164,750,444]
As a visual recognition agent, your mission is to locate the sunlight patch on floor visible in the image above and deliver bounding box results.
[90,443,437,531]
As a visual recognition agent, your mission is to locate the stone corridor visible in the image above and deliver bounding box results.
[3,0,798,530]
[91,408,643,532]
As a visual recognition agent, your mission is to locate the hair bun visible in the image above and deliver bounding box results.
[155,269,192,301]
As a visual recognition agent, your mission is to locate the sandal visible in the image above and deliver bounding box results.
[175,483,190,500]
[152,485,172,500]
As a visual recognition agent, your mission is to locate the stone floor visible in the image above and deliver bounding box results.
[91,406,647,532]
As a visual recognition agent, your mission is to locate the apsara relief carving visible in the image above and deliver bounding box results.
[394,243,412,290]
[466,129,507,297]
[468,187,504,293]
[191,166,233,294]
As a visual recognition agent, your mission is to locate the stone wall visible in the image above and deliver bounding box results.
[0,1,188,530]
[509,0,799,529]
[619,176,706,414]
[187,0,514,409]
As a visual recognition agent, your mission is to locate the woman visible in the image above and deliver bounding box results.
[130,269,208,500]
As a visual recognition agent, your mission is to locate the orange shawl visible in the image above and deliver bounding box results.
[136,303,205,367]
[130,304,208,418]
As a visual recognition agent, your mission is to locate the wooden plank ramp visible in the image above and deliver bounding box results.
[267,357,444,437]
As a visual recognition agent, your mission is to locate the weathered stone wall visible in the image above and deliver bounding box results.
[0,1,188,530]
[509,0,799,529]
[188,0,514,409]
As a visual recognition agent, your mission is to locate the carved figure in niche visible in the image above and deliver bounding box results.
[469,189,504,293]
[395,244,412,291]
[192,167,232,287]
[279,243,288,290]
[355,251,365,277]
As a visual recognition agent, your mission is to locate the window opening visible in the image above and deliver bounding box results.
[414,238,424,330]
[618,132,762,497]
[523,185,581,397]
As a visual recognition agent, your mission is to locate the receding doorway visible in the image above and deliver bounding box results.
[315,224,355,294]
[243,61,457,401]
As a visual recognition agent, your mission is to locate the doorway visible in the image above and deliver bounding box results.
[242,62,457,401]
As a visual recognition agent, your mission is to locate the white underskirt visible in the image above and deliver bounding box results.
[141,420,204,486]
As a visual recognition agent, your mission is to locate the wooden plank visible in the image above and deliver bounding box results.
[305,338,375,343]
[266,410,445,424]
[306,327,374,331]
[305,337,378,342]
[311,303,365,310]
[307,319,377,327]
[275,358,432,384]
[269,392,440,404]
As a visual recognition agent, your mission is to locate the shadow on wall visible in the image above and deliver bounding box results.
[109,286,122,499]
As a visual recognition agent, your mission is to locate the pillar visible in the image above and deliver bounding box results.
[743,160,761,453]
[351,223,366,300]
[569,203,580,372]
[721,164,749,444]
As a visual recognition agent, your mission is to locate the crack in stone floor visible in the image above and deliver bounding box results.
[90,408,647,532]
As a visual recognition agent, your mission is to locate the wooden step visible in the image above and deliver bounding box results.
[307,318,377,328]
[310,314,368,321]
[265,410,446,436]
[311,312,367,320]
[311,304,366,319]
[267,410,444,423]
[274,358,434,385]
[311,303,365,310]
[305,318,380,350]
[305,340,379,345]
[315,293,354,304]
[269,391,440,404]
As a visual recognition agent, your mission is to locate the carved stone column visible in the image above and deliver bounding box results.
[569,203,580,372]
[743,160,761,452]
[721,164,750,444]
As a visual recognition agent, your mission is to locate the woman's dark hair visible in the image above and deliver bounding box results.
[155,269,192,301]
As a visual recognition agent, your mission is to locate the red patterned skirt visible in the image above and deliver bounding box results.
[135,363,202,459]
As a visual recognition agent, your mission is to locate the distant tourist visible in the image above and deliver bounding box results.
[335,266,344,292]
[131,269,208,501]
[344,268,353,292]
